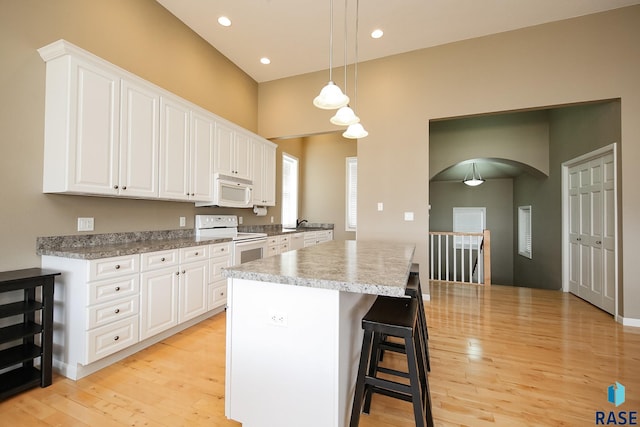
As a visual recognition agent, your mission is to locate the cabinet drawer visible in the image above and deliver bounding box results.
[208,283,227,310]
[86,316,139,364]
[89,255,139,281]
[209,257,232,283]
[267,236,279,245]
[280,243,290,252]
[280,235,290,243]
[141,249,179,272]
[87,295,139,330]
[210,242,231,258]
[180,246,208,263]
[88,275,139,305]
[266,245,279,257]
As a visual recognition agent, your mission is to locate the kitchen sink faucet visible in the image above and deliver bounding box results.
[296,219,308,228]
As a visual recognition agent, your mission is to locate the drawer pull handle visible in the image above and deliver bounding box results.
[596,240,602,244]
[221,248,225,252]
[114,308,120,314]
[115,286,121,291]
[182,270,186,274]
[176,271,180,276]
[161,257,166,262]
[115,265,121,270]
[195,252,199,256]
[114,335,120,341]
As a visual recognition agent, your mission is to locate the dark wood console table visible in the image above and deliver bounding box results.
[0,268,60,400]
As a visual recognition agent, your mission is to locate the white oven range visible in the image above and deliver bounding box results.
[195,215,267,266]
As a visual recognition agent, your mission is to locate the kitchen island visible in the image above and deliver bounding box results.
[222,240,415,427]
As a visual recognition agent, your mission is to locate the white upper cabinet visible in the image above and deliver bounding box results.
[159,95,190,200]
[119,79,159,198]
[38,39,271,205]
[252,139,277,206]
[214,121,253,181]
[189,109,215,202]
[40,52,121,195]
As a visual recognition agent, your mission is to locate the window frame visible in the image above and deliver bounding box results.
[281,153,299,229]
[518,205,532,259]
[345,157,357,232]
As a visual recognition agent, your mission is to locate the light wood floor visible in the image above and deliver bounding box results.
[1,282,639,426]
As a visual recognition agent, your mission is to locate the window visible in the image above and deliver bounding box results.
[281,153,299,228]
[346,157,357,231]
[518,205,532,259]
[453,207,485,249]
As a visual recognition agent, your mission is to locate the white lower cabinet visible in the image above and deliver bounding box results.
[41,242,223,380]
[304,230,334,247]
[140,246,208,339]
[140,266,179,340]
[208,242,232,310]
[266,235,290,257]
[289,233,305,251]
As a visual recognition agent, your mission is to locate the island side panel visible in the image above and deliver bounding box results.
[338,291,377,426]
[226,277,373,427]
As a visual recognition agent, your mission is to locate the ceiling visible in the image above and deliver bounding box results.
[156,0,640,83]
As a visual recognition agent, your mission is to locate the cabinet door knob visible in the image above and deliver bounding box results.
[195,252,199,256]
[176,271,180,275]
[576,237,582,241]
[114,335,120,341]
[115,265,121,270]
[114,185,119,189]
[161,257,166,262]
[122,186,127,190]
[182,270,186,274]
[596,240,602,244]
[114,308,120,314]
[115,286,120,291]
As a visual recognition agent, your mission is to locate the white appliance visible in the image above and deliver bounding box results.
[195,215,267,265]
[195,174,253,208]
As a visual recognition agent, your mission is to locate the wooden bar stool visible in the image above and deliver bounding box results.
[380,267,431,372]
[350,295,434,427]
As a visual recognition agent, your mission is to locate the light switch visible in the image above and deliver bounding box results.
[179,216,186,227]
[77,217,94,231]
[404,212,414,221]
[377,202,384,211]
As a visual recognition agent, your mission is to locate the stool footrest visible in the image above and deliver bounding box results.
[377,366,410,379]
[365,375,412,396]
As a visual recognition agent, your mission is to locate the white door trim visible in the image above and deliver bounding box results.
[561,143,618,320]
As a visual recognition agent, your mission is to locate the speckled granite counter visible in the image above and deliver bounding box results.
[36,230,230,260]
[223,240,415,297]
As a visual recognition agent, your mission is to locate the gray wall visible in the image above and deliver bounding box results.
[513,101,621,289]
[430,179,514,285]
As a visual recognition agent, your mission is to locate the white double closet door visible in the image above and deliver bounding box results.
[567,148,616,315]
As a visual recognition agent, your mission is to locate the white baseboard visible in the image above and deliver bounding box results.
[617,315,640,327]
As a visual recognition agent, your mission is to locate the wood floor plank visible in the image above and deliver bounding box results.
[1,282,639,426]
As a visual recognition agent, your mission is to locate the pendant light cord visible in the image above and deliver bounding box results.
[354,0,360,109]
[343,0,348,95]
[329,0,334,82]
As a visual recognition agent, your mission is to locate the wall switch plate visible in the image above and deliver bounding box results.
[238,216,243,225]
[377,202,384,211]
[179,216,186,227]
[404,212,414,221]
[77,217,94,231]
[270,216,274,223]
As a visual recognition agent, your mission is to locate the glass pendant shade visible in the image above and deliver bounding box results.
[343,122,368,139]
[330,105,360,126]
[313,81,349,109]
[463,163,485,186]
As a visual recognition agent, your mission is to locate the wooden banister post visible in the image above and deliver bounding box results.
[483,229,491,285]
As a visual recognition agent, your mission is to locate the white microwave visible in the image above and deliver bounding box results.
[196,174,253,208]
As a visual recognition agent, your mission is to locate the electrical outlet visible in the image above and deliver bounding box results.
[270,216,274,223]
[268,310,288,327]
[179,216,186,227]
[404,212,414,221]
[238,216,243,225]
[77,217,94,231]
[377,202,384,211]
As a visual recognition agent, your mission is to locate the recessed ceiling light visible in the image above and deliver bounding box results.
[260,57,271,65]
[371,29,384,39]
[218,16,231,27]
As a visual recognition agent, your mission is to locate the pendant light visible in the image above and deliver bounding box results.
[313,0,349,110]
[463,163,485,186]
[343,0,368,139]
[330,0,359,126]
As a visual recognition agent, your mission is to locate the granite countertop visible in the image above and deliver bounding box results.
[36,225,334,260]
[223,240,415,297]
[36,230,231,260]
